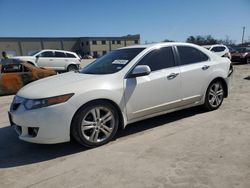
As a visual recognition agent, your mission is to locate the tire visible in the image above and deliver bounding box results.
[71,101,119,148]
[247,58,250,64]
[204,80,225,111]
[67,64,78,72]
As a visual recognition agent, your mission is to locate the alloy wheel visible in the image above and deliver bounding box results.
[208,83,224,108]
[81,107,115,143]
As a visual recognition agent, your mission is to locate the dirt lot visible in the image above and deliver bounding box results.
[0,64,250,188]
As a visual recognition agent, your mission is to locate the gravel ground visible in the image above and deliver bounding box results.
[0,64,250,188]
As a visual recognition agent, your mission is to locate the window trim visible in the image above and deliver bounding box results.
[174,45,210,66]
[125,46,177,79]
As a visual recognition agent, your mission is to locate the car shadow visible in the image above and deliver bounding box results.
[244,76,250,80]
[0,106,207,168]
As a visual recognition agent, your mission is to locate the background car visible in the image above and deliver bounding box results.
[12,49,81,72]
[203,44,231,59]
[231,47,250,64]
[0,59,56,96]
[9,43,232,147]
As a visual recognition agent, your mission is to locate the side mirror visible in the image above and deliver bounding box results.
[127,65,151,78]
[35,55,39,59]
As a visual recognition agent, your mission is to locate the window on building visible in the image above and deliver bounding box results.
[117,40,121,44]
[137,47,175,72]
[134,40,139,44]
[81,42,84,47]
[39,51,54,57]
[55,51,66,58]
[112,40,115,44]
[93,51,98,58]
[86,41,89,45]
[102,51,107,55]
[92,40,97,45]
[177,46,209,65]
[102,40,106,45]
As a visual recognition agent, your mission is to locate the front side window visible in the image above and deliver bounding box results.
[137,47,175,71]
[80,48,145,74]
[177,46,209,65]
[39,51,54,58]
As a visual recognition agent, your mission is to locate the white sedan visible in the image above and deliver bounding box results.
[9,43,233,147]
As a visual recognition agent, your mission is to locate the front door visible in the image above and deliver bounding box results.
[36,51,55,69]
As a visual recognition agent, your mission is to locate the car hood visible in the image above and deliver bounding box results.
[17,72,110,99]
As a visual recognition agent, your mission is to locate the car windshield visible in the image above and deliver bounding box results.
[29,51,40,56]
[80,48,145,74]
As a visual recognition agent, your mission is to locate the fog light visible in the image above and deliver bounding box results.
[28,127,39,137]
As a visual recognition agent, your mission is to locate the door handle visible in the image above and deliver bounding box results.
[167,73,179,80]
[202,65,210,70]
[49,59,53,61]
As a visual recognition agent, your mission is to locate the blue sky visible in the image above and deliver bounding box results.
[0,0,249,44]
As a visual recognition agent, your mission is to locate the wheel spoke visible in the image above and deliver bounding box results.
[209,96,216,105]
[90,108,100,121]
[217,89,223,96]
[215,96,220,105]
[90,130,99,142]
[82,120,95,126]
[102,111,112,124]
[100,125,112,137]
[82,125,95,131]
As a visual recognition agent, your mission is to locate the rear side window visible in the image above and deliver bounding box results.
[66,53,76,58]
[138,47,175,71]
[211,46,226,52]
[39,51,54,57]
[177,46,209,65]
[55,52,66,58]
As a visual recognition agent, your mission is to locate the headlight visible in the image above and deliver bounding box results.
[24,93,74,110]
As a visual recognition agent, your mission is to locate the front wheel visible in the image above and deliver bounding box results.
[67,64,78,72]
[71,101,119,148]
[204,81,225,111]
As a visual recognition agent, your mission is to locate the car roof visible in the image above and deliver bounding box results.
[40,49,76,54]
[119,42,203,50]
[202,44,227,48]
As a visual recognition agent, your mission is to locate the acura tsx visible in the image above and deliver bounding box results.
[9,43,233,147]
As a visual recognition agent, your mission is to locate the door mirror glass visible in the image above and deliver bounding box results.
[128,65,151,78]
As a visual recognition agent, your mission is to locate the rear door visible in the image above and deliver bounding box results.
[54,51,67,70]
[176,46,213,105]
[124,47,182,121]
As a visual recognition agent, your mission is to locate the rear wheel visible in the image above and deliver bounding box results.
[67,64,78,72]
[204,81,225,111]
[71,101,119,147]
[247,58,250,64]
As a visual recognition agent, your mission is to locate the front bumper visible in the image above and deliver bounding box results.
[9,102,76,144]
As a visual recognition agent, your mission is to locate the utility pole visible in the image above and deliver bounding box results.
[242,26,245,44]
